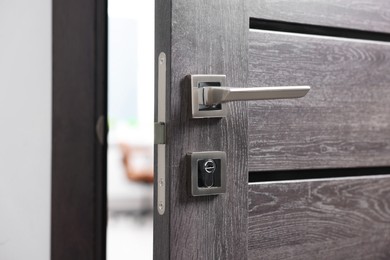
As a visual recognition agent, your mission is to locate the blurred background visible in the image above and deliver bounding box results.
[107,0,154,259]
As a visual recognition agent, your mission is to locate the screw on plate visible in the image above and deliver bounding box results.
[158,201,164,210]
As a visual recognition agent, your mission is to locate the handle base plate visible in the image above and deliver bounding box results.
[190,74,228,118]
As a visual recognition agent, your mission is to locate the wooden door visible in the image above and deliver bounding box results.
[52,1,107,259]
[154,0,390,259]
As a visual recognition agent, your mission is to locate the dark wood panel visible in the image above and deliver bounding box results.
[164,0,249,259]
[52,0,107,259]
[248,176,390,260]
[249,0,390,33]
[153,0,171,259]
[248,30,390,171]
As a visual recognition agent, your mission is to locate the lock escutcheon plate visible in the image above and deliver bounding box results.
[188,151,227,196]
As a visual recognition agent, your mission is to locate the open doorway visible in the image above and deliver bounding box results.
[106,1,154,259]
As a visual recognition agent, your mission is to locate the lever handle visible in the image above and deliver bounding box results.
[203,86,310,106]
[190,74,311,118]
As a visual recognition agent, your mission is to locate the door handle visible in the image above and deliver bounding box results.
[190,74,310,118]
[203,86,310,106]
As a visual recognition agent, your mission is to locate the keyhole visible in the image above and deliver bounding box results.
[203,159,216,174]
[199,159,216,188]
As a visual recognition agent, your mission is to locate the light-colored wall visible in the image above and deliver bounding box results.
[0,1,51,259]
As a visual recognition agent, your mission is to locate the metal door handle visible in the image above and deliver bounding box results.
[203,86,310,106]
[190,74,310,118]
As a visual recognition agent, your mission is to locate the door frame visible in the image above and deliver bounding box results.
[51,0,107,259]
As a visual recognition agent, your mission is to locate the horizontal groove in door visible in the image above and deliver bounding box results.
[248,30,390,172]
[249,167,390,183]
[250,18,390,43]
[248,177,390,259]
[248,0,390,34]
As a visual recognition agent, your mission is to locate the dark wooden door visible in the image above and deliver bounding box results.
[52,1,107,259]
[154,0,390,259]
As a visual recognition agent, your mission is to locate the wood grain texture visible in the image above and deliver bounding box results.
[249,0,390,33]
[248,30,390,171]
[52,0,107,259]
[165,0,249,259]
[248,176,390,259]
[153,0,171,259]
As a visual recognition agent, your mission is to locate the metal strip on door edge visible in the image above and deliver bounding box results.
[155,52,166,215]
